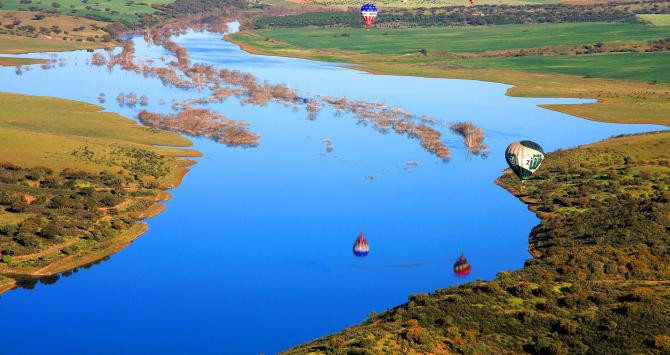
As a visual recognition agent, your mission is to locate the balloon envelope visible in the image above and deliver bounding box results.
[353,232,370,257]
[360,3,378,28]
[505,140,544,181]
[453,253,471,276]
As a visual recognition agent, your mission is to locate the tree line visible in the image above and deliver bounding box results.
[253,0,670,29]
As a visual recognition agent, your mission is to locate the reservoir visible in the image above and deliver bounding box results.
[0,26,664,354]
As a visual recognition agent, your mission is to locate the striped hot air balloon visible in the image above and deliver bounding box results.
[360,3,378,29]
[353,232,370,257]
[505,140,545,181]
[453,252,471,276]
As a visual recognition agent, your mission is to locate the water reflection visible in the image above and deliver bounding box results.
[8,255,112,292]
[83,24,483,162]
[0,28,664,355]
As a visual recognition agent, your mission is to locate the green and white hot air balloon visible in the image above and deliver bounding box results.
[505,140,544,181]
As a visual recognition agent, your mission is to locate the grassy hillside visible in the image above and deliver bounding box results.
[0,92,198,287]
[0,10,115,41]
[0,92,193,172]
[288,130,670,354]
[0,0,173,24]
[255,23,670,54]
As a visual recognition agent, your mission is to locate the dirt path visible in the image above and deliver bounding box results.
[11,238,79,262]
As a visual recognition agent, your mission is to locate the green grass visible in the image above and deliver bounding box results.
[0,210,33,224]
[256,22,670,54]
[0,92,195,173]
[638,14,670,27]
[452,52,670,84]
[0,56,44,65]
[0,0,174,24]
[0,34,103,54]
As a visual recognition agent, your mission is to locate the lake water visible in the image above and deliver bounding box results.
[0,27,664,354]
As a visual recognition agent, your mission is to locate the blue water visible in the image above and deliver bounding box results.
[0,28,665,354]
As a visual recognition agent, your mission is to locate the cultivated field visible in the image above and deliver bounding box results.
[255,22,670,54]
[452,52,670,84]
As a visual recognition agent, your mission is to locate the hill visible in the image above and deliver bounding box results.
[0,92,199,291]
[288,130,670,354]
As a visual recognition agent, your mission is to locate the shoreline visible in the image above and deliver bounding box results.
[0,160,196,295]
[288,130,670,353]
[226,30,670,127]
[0,92,201,296]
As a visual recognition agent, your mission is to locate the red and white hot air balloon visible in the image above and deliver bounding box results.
[360,3,378,29]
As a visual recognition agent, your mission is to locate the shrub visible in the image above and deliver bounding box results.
[655,335,670,352]
[40,224,61,239]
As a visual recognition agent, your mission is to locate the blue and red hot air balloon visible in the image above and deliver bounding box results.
[453,252,471,276]
[353,232,370,257]
[360,3,378,29]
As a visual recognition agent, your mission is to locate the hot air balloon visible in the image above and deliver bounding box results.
[469,0,475,4]
[505,140,544,181]
[453,252,471,276]
[353,232,370,257]
[360,3,378,29]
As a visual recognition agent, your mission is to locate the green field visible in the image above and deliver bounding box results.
[638,14,670,27]
[311,0,555,8]
[0,0,173,24]
[256,22,670,54]
[0,92,194,172]
[454,52,670,84]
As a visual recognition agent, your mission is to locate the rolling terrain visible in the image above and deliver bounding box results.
[288,130,670,354]
[0,92,199,292]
